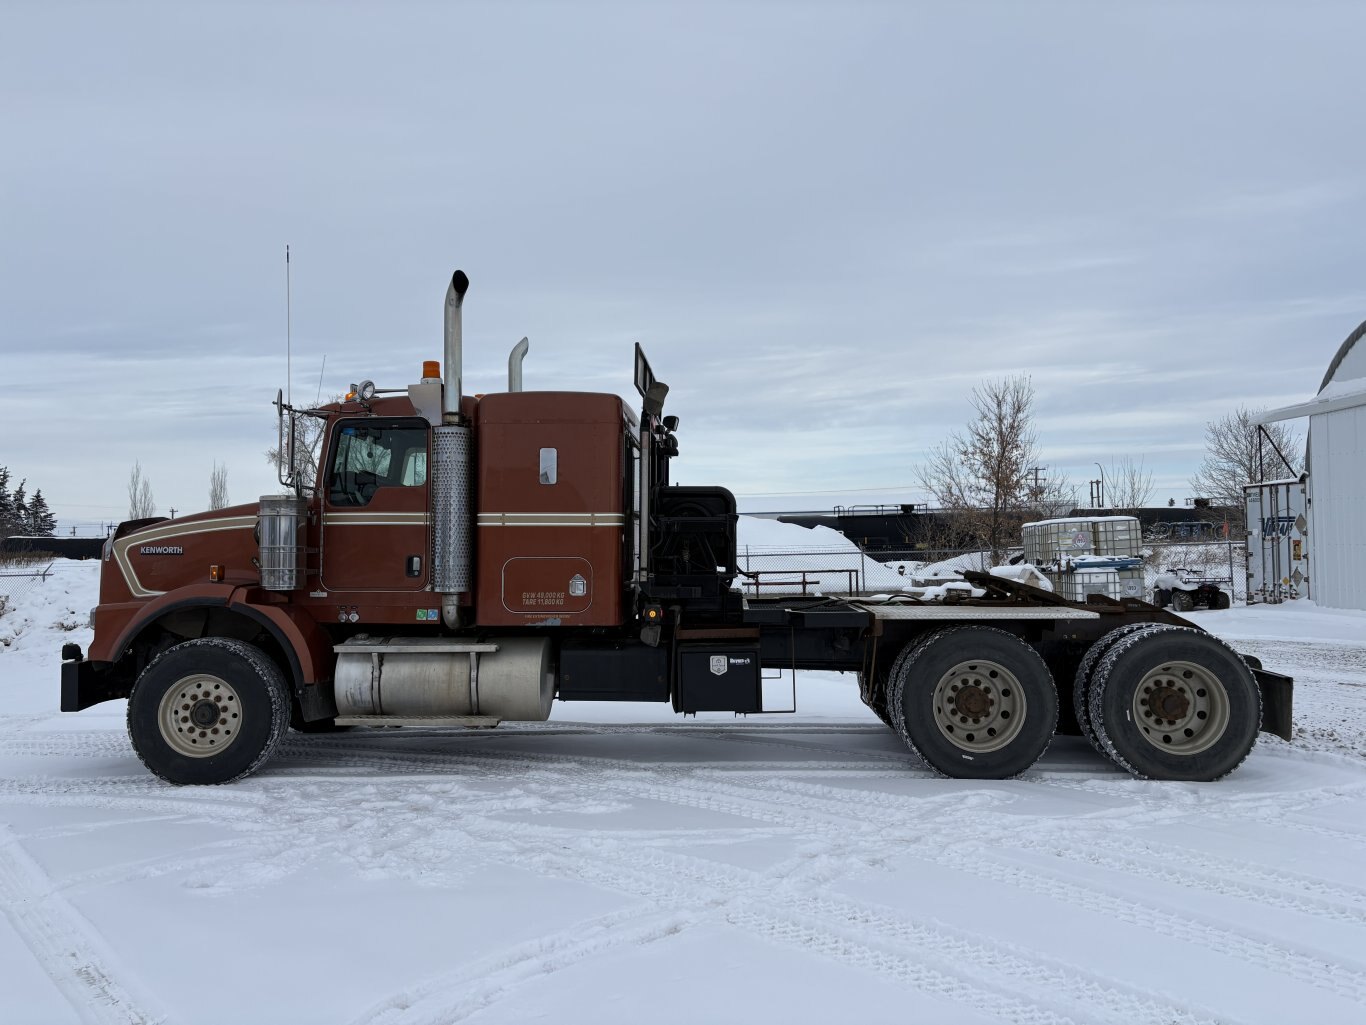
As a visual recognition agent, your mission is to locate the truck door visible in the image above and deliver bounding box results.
[320,418,430,593]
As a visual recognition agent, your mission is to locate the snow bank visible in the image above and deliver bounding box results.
[1196,599,1366,646]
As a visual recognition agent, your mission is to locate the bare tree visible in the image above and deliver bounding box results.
[1189,406,1302,509]
[1105,456,1154,510]
[208,462,230,510]
[917,376,1070,566]
[127,461,155,520]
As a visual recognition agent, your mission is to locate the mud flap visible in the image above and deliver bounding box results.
[1253,667,1293,741]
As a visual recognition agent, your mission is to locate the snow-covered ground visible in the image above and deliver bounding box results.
[4,560,1366,1025]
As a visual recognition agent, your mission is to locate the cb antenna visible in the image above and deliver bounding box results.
[285,244,292,408]
[316,354,327,404]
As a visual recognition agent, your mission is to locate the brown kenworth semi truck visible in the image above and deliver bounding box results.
[61,271,1292,785]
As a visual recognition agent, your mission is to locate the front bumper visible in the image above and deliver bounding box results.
[60,650,128,712]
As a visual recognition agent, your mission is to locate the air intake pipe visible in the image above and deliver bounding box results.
[433,270,473,627]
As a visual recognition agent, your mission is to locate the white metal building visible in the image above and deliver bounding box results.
[1258,321,1366,611]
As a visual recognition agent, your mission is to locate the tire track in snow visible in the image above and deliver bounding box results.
[7,722,1366,1019]
[349,811,1233,1025]
[396,745,1366,1008]
[1033,769,1366,848]
[632,769,1366,1006]
[351,906,695,1025]
[0,827,162,1025]
[283,751,1239,1025]
[3,742,1221,1025]
[758,776,1366,927]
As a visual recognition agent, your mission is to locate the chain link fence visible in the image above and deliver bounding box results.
[0,557,55,617]
[1143,539,1247,604]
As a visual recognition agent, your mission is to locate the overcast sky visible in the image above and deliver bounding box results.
[3,1,1364,531]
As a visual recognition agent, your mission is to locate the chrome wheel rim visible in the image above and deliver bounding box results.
[157,673,243,758]
[931,659,1027,753]
[1132,659,1229,755]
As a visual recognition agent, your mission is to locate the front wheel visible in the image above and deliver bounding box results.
[128,638,291,785]
[1088,626,1260,781]
[1170,590,1194,613]
[888,626,1058,779]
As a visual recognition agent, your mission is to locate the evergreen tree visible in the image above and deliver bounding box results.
[0,467,14,536]
[27,489,56,536]
[0,466,60,538]
[11,480,28,535]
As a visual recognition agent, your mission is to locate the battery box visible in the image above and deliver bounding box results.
[676,643,761,714]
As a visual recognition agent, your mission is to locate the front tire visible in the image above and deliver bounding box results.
[1088,626,1260,781]
[888,627,1058,779]
[128,638,290,785]
[1170,590,1194,613]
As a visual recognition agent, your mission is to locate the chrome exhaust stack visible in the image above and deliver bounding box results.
[508,337,529,392]
[442,271,470,419]
[433,270,473,627]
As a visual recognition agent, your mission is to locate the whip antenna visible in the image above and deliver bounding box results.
[286,244,292,408]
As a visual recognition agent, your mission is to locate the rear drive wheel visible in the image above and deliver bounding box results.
[1170,590,1194,613]
[1088,626,1260,780]
[128,638,290,785]
[1072,623,1164,755]
[1213,590,1232,610]
[888,626,1058,779]
[859,672,896,729]
[860,644,911,730]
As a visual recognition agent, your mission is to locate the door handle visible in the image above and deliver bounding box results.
[406,555,422,578]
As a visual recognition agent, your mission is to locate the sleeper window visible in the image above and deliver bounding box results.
[539,448,558,485]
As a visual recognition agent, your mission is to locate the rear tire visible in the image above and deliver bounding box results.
[888,626,1058,779]
[1088,626,1260,781]
[1213,590,1232,610]
[858,657,897,729]
[1072,623,1163,755]
[128,638,290,785]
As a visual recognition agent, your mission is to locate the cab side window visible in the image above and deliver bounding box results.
[327,420,428,507]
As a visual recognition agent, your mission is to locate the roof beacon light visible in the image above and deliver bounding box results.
[422,360,441,382]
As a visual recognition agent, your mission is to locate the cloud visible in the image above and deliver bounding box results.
[3,2,1365,526]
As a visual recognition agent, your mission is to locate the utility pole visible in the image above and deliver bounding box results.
[169,507,177,519]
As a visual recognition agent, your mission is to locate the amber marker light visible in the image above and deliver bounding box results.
[209,565,222,582]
